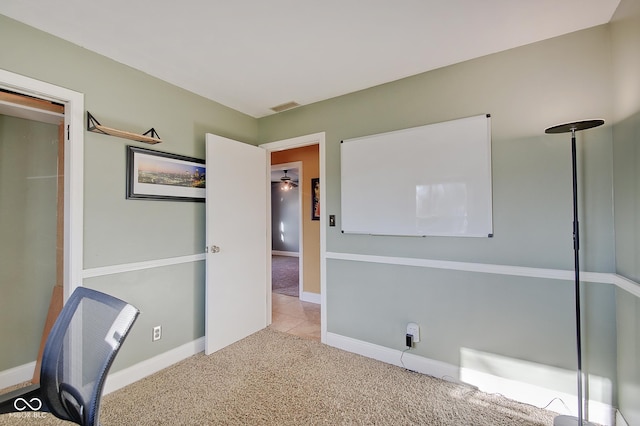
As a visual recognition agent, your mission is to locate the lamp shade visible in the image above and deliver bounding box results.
[545,119,604,134]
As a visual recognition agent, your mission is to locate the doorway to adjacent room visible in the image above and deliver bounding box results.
[265,139,323,341]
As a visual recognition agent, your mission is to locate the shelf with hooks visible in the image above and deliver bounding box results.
[87,112,162,144]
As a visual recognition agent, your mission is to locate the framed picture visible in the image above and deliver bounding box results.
[126,146,205,202]
[311,178,320,220]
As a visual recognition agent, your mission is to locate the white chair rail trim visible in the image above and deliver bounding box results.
[83,254,205,279]
[326,252,640,298]
[80,252,640,299]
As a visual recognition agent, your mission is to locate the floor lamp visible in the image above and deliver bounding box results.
[545,119,604,426]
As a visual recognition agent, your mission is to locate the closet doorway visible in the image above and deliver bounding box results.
[0,70,83,390]
[0,89,64,387]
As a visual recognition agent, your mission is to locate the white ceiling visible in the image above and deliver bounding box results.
[1,0,620,118]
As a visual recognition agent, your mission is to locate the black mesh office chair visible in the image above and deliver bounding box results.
[0,287,139,425]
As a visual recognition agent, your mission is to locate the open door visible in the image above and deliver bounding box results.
[205,133,268,355]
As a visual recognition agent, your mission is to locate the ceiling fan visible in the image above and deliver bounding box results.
[280,170,298,190]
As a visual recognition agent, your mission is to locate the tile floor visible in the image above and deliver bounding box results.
[270,292,320,341]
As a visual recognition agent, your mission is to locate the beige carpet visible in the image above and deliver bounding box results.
[0,328,557,425]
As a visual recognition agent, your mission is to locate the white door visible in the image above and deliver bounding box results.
[205,133,268,355]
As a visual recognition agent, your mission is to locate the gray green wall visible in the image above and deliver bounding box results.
[259,23,620,412]
[0,14,257,371]
[611,0,640,424]
[2,2,639,421]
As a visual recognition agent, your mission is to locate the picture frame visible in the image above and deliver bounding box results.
[311,178,320,220]
[126,145,205,202]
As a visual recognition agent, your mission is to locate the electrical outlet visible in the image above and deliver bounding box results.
[152,325,162,341]
[406,322,420,343]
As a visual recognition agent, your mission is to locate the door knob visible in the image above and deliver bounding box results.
[209,245,220,253]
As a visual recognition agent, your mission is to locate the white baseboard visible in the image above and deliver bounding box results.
[272,251,299,257]
[103,337,204,395]
[0,361,35,390]
[461,368,614,425]
[616,410,629,426]
[326,332,461,382]
[301,291,321,304]
[3,334,618,426]
[325,332,614,426]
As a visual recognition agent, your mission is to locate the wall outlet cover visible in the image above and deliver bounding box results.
[152,326,162,341]
[406,322,420,343]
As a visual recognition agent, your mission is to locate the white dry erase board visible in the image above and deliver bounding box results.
[340,114,493,237]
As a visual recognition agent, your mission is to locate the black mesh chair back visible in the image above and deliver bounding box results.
[0,287,139,425]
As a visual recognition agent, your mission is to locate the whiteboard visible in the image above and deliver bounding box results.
[340,114,493,237]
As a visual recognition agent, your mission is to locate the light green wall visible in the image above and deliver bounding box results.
[260,26,615,272]
[612,0,640,279]
[259,25,618,407]
[0,116,59,371]
[83,262,205,371]
[0,14,258,371]
[611,0,640,424]
[1,4,638,419]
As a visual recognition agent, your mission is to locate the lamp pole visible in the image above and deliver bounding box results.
[571,127,585,425]
[545,119,604,426]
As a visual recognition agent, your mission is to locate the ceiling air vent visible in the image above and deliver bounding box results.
[270,101,300,113]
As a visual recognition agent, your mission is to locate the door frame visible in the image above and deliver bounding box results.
[260,132,327,342]
[270,161,303,297]
[0,69,84,301]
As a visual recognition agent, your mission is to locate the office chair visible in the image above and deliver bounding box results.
[0,287,139,425]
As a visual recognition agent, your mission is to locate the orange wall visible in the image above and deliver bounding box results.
[272,145,320,295]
